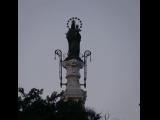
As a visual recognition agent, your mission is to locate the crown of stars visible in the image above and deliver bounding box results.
[66,17,83,30]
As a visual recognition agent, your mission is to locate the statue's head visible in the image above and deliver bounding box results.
[71,20,76,30]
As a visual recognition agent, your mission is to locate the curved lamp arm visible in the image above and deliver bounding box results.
[83,50,91,88]
[55,49,63,87]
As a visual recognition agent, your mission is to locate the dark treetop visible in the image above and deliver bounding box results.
[65,19,82,61]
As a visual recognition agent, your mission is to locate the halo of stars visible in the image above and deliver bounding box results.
[66,17,83,30]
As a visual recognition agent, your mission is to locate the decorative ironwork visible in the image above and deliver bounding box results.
[55,49,66,88]
[82,50,91,88]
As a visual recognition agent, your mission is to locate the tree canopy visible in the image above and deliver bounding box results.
[18,88,101,120]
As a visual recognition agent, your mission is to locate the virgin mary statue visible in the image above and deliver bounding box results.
[65,20,82,61]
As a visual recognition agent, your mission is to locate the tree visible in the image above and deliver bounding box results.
[18,87,101,120]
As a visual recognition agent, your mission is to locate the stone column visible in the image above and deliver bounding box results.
[62,59,87,103]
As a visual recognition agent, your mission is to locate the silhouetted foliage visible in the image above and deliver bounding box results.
[18,88,101,120]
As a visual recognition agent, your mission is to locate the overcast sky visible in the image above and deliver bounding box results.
[18,0,140,120]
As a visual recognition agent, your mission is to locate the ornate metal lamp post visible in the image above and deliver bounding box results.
[55,17,91,103]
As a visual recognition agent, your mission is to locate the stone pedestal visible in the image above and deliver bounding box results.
[62,59,87,102]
